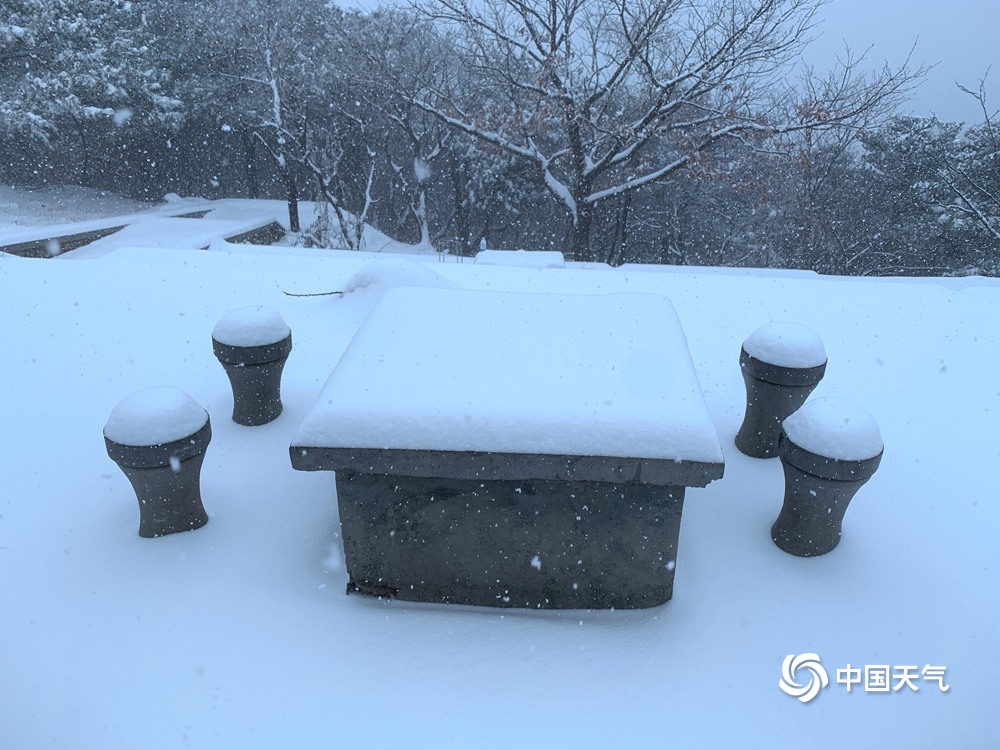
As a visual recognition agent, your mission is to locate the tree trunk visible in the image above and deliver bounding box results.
[73,117,91,188]
[282,167,300,233]
[243,132,260,199]
[410,185,432,250]
[570,200,593,263]
[451,163,473,256]
[607,192,632,266]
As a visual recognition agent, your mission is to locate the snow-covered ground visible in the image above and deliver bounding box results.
[1,191,998,748]
[0,184,152,228]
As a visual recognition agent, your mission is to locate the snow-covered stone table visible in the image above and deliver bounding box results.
[290,288,725,609]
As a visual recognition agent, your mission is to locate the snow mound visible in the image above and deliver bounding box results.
[342,258,459,294]
[743,321,826,368]
[104,386,208,446]
[783,397,883,460]
[212,305,290,347]
[475,249,566,269]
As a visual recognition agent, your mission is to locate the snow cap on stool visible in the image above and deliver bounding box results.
[743,321,827,368]
[783,397,883,461]
[212,305,290,347]
[104,386,209,447]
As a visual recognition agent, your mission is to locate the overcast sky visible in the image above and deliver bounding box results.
[338,0,997,125]
[807,0,998,123]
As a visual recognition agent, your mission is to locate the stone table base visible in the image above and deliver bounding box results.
[337,471,685,609]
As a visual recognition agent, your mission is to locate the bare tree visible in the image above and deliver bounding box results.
[182,0,374,244]
[940,75,1000,251]
[191,0,341,233]
[340,11,453,251]
[409,0,922,261]
[248,43,304,233]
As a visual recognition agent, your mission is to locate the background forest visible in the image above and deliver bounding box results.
[2,0,997,275]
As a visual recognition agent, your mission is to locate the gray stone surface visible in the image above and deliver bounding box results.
[335,471,686,609]
[735,348,827,458]
[292,436,723,610]
[213,334,292,426]
[224,220,286,246]
[771,430,883,556]
[1,225,126,258]
[105,420,212,538]
[292,446,723,486]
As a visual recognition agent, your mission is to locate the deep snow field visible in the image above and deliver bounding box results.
[1,189,998,749]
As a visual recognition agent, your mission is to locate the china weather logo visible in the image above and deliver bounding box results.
[779,653,829,703]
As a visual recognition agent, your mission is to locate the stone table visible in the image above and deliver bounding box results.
[290,287,724,609]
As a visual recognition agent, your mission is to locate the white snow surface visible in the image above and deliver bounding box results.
[475,249,566,268]
[1,191,998,750]
[104,386,208,446]
[293,288,722,462]
[212,305,290,347]
[0,184,151,227]
[783,397,884,460]
[743,320,827,367]
[341,257,459,293]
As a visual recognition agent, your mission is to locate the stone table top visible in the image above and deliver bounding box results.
[291,287,724,486]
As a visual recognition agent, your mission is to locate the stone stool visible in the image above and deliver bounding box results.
[104,387,211,538]
[212,306,292,426]
[771,397,883,556]
[735,321,827,458]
